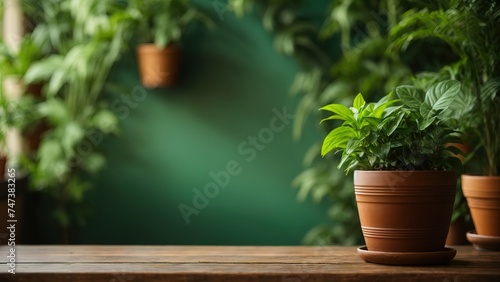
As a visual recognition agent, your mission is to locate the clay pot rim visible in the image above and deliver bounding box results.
[354,170,458,194]
[462,174,500,180]
[354,170,458,179]
[462,174,500,199]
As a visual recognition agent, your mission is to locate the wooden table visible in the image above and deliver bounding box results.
[0,245,499,281]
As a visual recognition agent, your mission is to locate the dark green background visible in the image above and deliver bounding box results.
[65,1,333,245]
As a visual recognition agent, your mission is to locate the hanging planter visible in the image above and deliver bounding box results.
[128,0,213,88]
[136,44,180,88]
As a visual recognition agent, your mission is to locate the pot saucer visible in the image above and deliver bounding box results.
[357,246,456,266]
[466,230,500,251]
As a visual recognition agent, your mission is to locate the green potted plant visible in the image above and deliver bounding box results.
[129,0,213,88]
[409,72,475,245]
[389,0,500,250]
[461,73,500,249]
[0,72,31,245]
[461,80,500,250]
[0,35,48,153]
[0,37,41,82]
[20,0,132,242]
[320,80,463,265]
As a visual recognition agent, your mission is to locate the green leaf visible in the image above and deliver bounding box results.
[446,145,465,157]
[320,114,346,123]
[383,105,404,118]
[61,122,85,158]
[417,116,437,130]
[372,96,400,118]
[66,178,91,203]
[24,56,64,84]
[38,139,63,163]
[47,68,68,96]
[362,116,382,127]
[293,169,316,202]
[424,79,461,113]
[445,156,463,172]
[385,111,406,135]
[344,160,359,174]
[338,152,352,169]
[396,85,423,108]
[345,138,362,156]
[374,142,391,160]
[419,102,434,121]
[319,104,355,122]
[37,138,69,181]
[82,153,106,174]
[321,126,356,156]
[37,98,68,124]
[480,77,500,104]
[91,110,118,133]
[353,93,365,110]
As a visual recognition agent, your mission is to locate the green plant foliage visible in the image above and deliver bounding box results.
[0,37,42,77]
[129,0,214,48]
[12,0,135,233]
[321,80,463,173]
[4,0,216,236]
[1,0,214,237]
[390,0,500,176]
[235,0,498,244]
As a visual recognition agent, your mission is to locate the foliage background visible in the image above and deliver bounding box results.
[9,0,495,245]
[19,0,332,245]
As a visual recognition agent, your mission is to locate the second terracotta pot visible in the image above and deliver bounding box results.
[446,216,472,245]
[354,170,457,252]
[136,44,180,88]
[462,175,500,236]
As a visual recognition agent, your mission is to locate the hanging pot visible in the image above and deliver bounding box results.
[136,44,180,88]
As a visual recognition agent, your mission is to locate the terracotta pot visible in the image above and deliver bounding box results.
[136,44,180,88]
[354,170,457,252]
[462,175,500,236]
[26,83,44,98]
[446,216,472,245]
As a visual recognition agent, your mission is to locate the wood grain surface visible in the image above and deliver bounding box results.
[0,245,499,281]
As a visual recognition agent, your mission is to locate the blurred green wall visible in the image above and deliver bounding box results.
[72,2,330,245]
